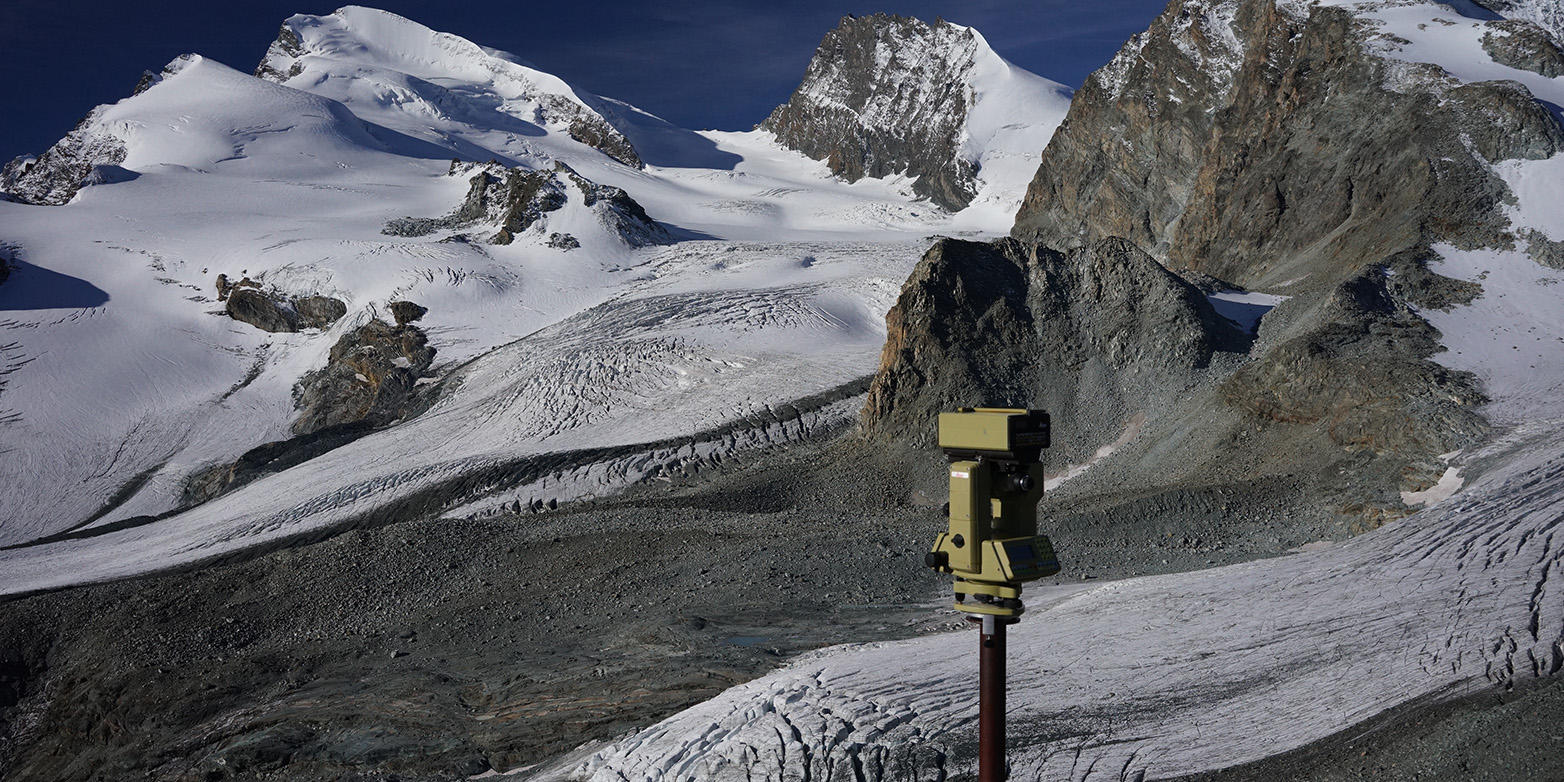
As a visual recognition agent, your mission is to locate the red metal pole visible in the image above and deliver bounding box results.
[979,615,1007,782]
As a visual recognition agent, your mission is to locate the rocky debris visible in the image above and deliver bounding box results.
[224,288,346,333]
[759,14,984,211]
[387,300,427,326]
[291,318,435,436]
[1012,1,1556,288]
[547,232,580,250]
[1482,19,1564,76]
[384,160,668,247]
[182,420,379,508]
[861,236,1242,462]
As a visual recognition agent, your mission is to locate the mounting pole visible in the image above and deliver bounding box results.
[978,614,1007,781]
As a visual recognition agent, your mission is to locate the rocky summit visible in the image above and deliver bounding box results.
[760,13,1069,213]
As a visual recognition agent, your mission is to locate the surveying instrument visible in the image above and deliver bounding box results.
[924,408,1059,782]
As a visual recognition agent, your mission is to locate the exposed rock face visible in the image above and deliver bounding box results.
[0,247,11,287]
[1482,18,1564,76]
[253,24,306,83]
[759,14,984,211]
[1475,0,1564,44]
[543,96,644,169]
[1011,1,1558,288]
[861,237,1241,461]
[865,0,1516,528]
[224,288,347,333]
[0,109,128,206]
[1525,229,1564,269]
[385,161,669,247]
[291,319,436,436]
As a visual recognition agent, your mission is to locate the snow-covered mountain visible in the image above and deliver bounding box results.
[253,6,643,168]
[762,14,1072,214]
[0,8,1065,582]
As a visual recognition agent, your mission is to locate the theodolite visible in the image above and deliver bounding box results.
[924,407,1060,617]
[923,407,1059,782]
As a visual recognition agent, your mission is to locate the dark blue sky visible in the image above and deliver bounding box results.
[0,1,1169,163]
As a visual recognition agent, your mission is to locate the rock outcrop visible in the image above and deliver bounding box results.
[759,15,985,211]
[1011,1,1559,288]
[0,109,128,206]
[1475,0,1564,44]
[387,300,427,326]
[862,237,1241,461]
[385,161,668,247]
[1482,18,1564,76]
[1221,251,1486,470]
[223,287,346,333]
[252,7,642,168]
[291,318,436,436]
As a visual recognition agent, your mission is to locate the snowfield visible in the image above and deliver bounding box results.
[0,8,1061,586]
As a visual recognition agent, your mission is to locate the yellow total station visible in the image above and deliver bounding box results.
[924,408,1061,618]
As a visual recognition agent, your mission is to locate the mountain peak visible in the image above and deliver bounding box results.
[759,14,1069,212]
[254,6,643,168]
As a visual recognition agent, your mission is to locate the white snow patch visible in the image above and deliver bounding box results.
[1206,289,1288,334]
[1400,466,1463,506]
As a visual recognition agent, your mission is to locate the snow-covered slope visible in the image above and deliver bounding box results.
[0,9,1067,577]
[255,6,642,168]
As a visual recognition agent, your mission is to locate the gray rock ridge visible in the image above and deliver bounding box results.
[253,23,306,83]
[759,14,984,211]
[860,236,1245,464]
[291,317,436,437]
[1482,18,1564,76]
[384,160,669,247]
[0,107,128,207]
[1012,0,1560,289]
